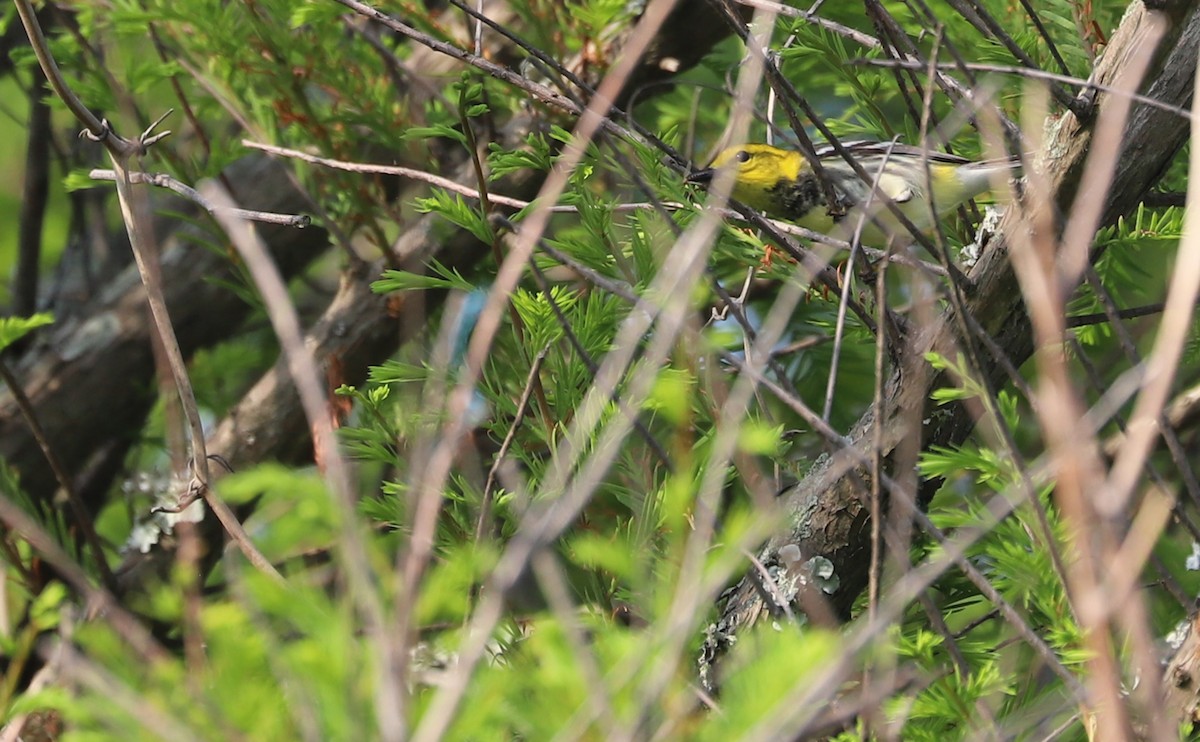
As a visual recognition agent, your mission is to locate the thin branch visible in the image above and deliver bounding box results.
[246,140,951,276]
[199,181,401,737]
[524,256,674,471]
[412,4,729,736]
[476,346,548,543]
[1144,191,1187,207]
[1065,302,1164,328]
[1101,38,1200,515]
[1014,0,1073,77]
[856,58,1194,121]
[444,0,588,107]
[944,0,1083,114]
[12,0,141,153]
[108,147,213,500]
[822,140,902,423]
[15,67,51,317]
[88,169,310,227]
[15,0,217,527]
[0,359,115,589]
[0,492,166,664]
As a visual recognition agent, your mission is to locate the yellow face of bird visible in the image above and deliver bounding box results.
[704,144,805,213]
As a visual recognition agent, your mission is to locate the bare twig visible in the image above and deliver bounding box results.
[856,58,1194,121]
[0,493,165,664]
[1065,302,1165,327]
[245,140,950,277]
[410,2,729,736]
[945,0,1082,113]
[476,346,549,543]
[199,181,401,738]
[15,0,217,529]
[15,67,50,317]
[822,140,900,424]
[1144,191,1186,207]
[1102,27,1200,515]
[46,639,202,741]
[0,360,114,589]
[13,0,145,154]
[88,170,310,227]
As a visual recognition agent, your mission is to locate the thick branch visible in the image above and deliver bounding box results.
[0,157,329,508]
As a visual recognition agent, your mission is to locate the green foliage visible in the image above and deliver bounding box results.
[413,190,496,243]
[218,465,340,561]
[0,313,52,352]
[30,575,382,740]
[1070,203,1182,348]
[3,0,1189,739]
[487,132,556,179]
[699,627,841,737]
[780,24,901,140]
[373,262,477,294]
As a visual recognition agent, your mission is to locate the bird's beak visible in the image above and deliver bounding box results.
[685,168,714,186]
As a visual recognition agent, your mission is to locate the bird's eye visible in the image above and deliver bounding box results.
[734,150,750,163]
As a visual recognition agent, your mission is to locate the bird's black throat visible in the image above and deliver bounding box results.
[769,175,826,222]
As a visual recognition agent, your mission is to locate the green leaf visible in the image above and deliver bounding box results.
[412,190,494,243]
[643,368,693,423]
[0,313,53,352]
[401,124,467,146]
[373,270,459,292]
[738,419,784,456]
[65,169,101,192]
[368,360,428,385]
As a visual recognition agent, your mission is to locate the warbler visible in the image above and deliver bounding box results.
[686,141,1019,246]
